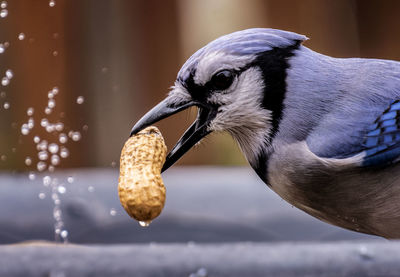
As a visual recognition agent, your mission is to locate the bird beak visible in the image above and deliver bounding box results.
[130,96,217,172]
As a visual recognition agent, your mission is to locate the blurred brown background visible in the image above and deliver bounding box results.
[1,0,400,170]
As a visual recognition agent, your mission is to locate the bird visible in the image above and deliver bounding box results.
[130,28,400,239]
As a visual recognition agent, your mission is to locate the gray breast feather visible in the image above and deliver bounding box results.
[268,141,400,238]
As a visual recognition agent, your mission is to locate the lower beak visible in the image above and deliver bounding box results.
[130,97,217,172]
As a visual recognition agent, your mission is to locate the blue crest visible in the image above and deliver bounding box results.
[178,28,308,82]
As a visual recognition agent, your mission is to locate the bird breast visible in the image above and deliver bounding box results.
[267,141,400,239]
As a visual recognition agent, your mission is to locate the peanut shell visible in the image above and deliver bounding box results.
[118,126,167,223]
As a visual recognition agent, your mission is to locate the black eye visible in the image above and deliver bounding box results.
[209,70,235,91]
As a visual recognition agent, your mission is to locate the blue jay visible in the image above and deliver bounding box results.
[130,28,400,238]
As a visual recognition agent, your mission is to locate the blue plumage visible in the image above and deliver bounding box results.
[362,100,400,166]
[178,28,307,83]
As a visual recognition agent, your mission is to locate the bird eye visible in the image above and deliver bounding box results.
[209,70,235,91]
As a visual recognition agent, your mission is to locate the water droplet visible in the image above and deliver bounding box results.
[0,154,6,161]
[41,118,49,127]
[0,44,4,54]
[52,50,58,56]
[37,161,47,172]
[5,69,13,79]
[359,245,373,260]
[67,176,74,183]
[28,118,34,129]
[52,87,59,94]
[57,185,66,194]
[60,230,68,239]
[28,172,36,180]
[60,147,69,158]
[71,131,81,141]
[51,154,60,165]
[21,123,29,135]
[55,122,64,131]
[82,124,89,131]
[46,124,55,132]
[38,192,46,199]
[0,91,5,98]
[0,1,7,9]
[3,102,9,109]
[45,107,52,114]
[37,140,48,151]
[48,99,55,108]
[59,133,68,144]
[53,208,62,220]
[48,143,59,154]
[27,107,34,116]
[43,175,51,186]
[110,208,116,216]
[76,96,84,104]
[25,157,32,166]
[0,9,8,18]
[52,193,59,201]
[49,0,55,7]
[3,41,9,47]
[139,221,151,227]
[111,161,116,167]
[1,77,9,86]
[18,33,25,40]
[38,150,48,161]
[33,136,40,144]
[88,186,94,192]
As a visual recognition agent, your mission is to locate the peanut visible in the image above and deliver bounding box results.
[118,126,167,224]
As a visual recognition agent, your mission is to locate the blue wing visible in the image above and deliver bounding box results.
[361,100,400,167]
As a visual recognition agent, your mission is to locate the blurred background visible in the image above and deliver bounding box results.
[2,0,400,171]
[2,0,400,244]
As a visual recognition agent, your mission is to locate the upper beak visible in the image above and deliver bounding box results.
[130,96,217,172]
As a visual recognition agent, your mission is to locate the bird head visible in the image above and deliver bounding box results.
[131,28,307,172]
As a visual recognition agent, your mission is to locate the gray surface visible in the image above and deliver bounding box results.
[0,167,381,243]
[1,241,400,277]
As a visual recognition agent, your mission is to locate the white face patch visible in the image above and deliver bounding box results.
[167,52,273,165]
[207,67,272,164]
[166,83,191,106]
[193,51,255,86]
